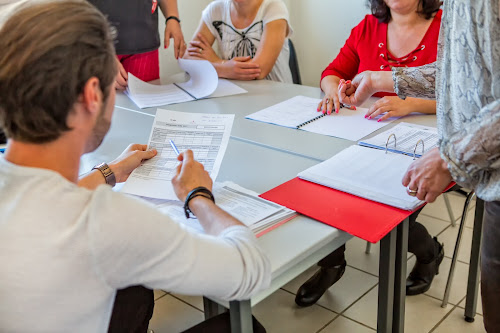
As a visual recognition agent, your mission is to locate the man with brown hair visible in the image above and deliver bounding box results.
[0,1,270,332]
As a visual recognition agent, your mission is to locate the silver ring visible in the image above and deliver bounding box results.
[325,98,330,104]
[406,186,418,197]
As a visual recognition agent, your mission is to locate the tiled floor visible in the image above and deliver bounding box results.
[149,192,485,332]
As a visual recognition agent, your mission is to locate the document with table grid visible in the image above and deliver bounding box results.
[121,109,234,200]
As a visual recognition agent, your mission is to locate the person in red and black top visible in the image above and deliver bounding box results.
[317,0,441,121]
[295,0,444,308]
[89,0,186,89]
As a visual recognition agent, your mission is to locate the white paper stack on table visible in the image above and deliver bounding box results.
[137,182,297,237]
[246,95,397,141]
[121,109,234,200]
[125,59,247,108]
[298,145,425,210]
[358,122,438,157]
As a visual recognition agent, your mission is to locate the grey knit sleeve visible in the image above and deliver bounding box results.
[391,63,437,100]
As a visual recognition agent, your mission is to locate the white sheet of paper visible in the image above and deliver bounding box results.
[298,145,423,210]
[358,122,438,157]
[175,59,218,99]
[121,109,234,199]
[125,73,193,108]
[208,79,248,98]
[246,95,396,141]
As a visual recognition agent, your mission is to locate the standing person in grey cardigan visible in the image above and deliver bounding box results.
[337,1,500,331]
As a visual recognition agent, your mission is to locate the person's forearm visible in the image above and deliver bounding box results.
[320,75,341,94]
[406,98,436,114]
[78,169,107,190]
[159,0,179,18]
[369,71,395,94]
[189,196,245,235]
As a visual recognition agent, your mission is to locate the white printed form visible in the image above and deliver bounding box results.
[121,109,234,200]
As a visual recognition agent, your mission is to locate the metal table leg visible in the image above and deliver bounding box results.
[203,297,226,320]
[464,199,484,322]
[378,227,397,333]
[229,300,253,333]
[393,218,409,333]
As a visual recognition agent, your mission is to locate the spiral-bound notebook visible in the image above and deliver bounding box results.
[245,96,395,141]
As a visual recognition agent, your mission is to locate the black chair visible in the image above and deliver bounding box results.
[288,39,302,85]
[0,129,6,144]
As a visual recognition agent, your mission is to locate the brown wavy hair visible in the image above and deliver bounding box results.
[0,1,117,143]
[368,0,442,23]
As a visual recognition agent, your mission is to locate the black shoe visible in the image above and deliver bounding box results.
[295,260,346,307]
[406,237,444,296]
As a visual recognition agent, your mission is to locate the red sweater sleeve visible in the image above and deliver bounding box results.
[320,16,369,83]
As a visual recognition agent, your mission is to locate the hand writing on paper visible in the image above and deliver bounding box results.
[171,149,213,202]
[402,147,452,203]
[109,144,157,183]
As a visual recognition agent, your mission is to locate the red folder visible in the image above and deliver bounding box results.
[259,177,420,243]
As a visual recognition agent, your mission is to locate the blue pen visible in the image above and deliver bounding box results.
[169,139,180,155]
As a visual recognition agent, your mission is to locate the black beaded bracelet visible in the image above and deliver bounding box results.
[184,187,215,219]
[165,16,181,24]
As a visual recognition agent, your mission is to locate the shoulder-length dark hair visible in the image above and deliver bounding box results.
[368,0,442,23]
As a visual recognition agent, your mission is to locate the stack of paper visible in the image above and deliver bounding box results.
[138,182,297,237]
[358,122,438,157]
[298,145,424,210]
[125,59,247,108]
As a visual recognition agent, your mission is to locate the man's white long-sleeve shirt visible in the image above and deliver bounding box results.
[0,156,270,332]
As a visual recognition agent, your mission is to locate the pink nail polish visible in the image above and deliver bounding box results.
[327,110,331,115]
[353,106,357,110]
[364,115,368,118]
[336,108,339,114]
[377,119,381,122]
[368,116,371,119]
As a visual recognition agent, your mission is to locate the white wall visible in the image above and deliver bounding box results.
[160,0,370,87]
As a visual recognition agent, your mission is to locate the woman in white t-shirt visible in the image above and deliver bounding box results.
[185,0,293,83]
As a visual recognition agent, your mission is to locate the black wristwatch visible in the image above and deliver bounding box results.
[92,163,116,187]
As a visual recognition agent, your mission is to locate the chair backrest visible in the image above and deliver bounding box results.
[288,39,302,85]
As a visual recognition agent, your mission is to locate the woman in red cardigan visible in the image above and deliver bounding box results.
[295,0,443,307]
[318,0,441,120]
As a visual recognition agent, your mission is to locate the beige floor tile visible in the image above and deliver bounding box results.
[345,237,380,276]
[282,265,378,313]
[458,288,483,315]
[319,315,375,333]
[433,307,485,333]
[438,226,473,263]
[154,290,167,301]
[421,193,466,223]
[417,214,452,238]
[344,287,452,332]
[170,294,205,311]
[253,289,337,333]
[424,257,470,305]
[149,294,204,333]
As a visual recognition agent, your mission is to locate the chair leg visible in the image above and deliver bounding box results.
[442,191,476,308]
[365,241,372,254]
[443,192,457,227]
